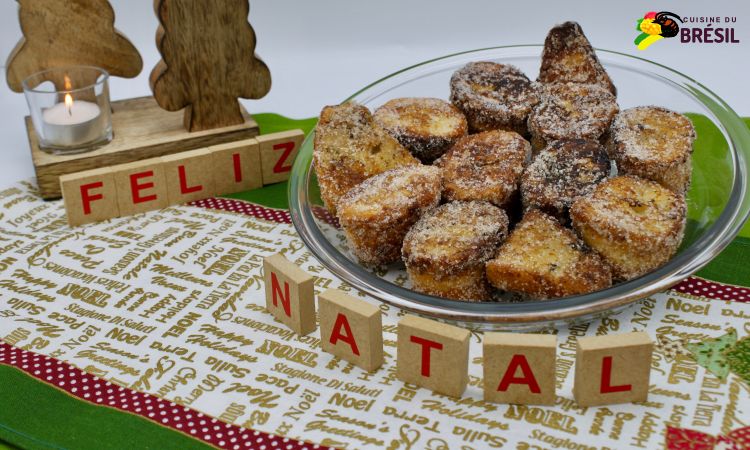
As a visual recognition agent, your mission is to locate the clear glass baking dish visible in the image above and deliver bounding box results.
[289,45,750,330]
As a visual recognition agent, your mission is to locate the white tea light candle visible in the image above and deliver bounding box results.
[42,93,103,147]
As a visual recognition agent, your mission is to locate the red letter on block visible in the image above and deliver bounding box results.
[600,356,632,393]
[497,354,541,394]
[130,171,157,203]
[271,272,291,317]
[330,313,360,355]
[178,166,203,194]
[80,182,104,215]
[232,153,243,182]
[273,142,295,174]
[410,335,443,377]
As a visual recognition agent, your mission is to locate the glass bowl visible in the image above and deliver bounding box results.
[289,45,750,330]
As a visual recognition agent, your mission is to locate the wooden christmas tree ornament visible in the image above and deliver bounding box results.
[6,0,142,92]
[151,0,272,132]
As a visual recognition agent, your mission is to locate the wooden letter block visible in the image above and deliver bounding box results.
[574,331,653,407]
[257,130,305,185]
[483,333,557,405]
[210,139,262,195]
[162,149,217,204]
[60,168,119,227]
[263,253,316,336]
[113,159,169,216]
[319,289,383,372]
[396,314,470,398]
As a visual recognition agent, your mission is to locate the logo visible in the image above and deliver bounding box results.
[634,11,682,50]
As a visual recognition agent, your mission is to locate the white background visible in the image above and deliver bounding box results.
[0,0,747,185]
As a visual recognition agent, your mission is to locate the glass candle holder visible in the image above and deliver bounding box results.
[22,66,113,155]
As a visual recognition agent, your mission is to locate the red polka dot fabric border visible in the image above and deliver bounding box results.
[0,343,329,450]
[672,276,749,303]
[190,197,292,224]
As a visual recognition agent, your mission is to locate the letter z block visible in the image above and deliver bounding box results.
[60,167,119,226]
[574,331,653,407]
[210,139,262,195]
[483,333,557,405]
[319,289,383,372]
[263,253,316,336]
[112,159,169,216]
[396,314,470,397]
[162,148,217,204]
[257,129,305,185]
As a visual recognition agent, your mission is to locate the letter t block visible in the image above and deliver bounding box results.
[574,331,653,407]
[319,289,383,372]
[483,333,556,405]
[396,314,470,397]
[263,253,316,336]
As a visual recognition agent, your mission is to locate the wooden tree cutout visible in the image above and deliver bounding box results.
[6,0,143,92]
[150,0,272,132]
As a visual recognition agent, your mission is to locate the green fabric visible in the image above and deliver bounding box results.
[0,365,210,450]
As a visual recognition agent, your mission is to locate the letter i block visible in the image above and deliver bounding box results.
[60,168,119,226]
[112,159,170,216]
[263,253,316,336]
[210,139,262,195]
[319,289,383,372]
[396,314,470,397]
[162,148,217,204]
[257,129,305,185]
[483,333,556,405]
[574,331,653,407]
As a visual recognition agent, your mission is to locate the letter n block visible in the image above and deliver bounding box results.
[396,314,470,397]
[162,148,217,204]
[210,139,262,195]
[60,168,119,226]
[483,333,556,405]
[319,289,383,372]
[257,129,305,185]
[112,159,169,216]
[574,331,653,407]
[263,253,316,336]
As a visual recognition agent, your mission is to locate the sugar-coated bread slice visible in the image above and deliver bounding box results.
[521,139,611,221]
[373,97,468,163]
[314,102,420,213]
[338,165,442,266]
[538,21,616,95]
[527,82,619,152]
[436,130,530,208]
[450,62,540,135]
[570,175,686,281]
[402,201,509,301]
[606,106,696,194]
[486,209,612,299]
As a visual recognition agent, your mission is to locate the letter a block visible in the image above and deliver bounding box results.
[574,331,653,407]
[319,289,383,372]
[396,315,470,398]
[263,253,316,336]
[60,168,119,227]
[257,129,305,185]
[113,159,169,216]
[483,333,556,405]
[162,149,217,204]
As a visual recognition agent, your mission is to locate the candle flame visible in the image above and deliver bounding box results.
[64,76,72,91]
[65,93,74,116]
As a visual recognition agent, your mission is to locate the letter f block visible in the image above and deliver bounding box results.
[396,314,470,398]
[60,168,120,227]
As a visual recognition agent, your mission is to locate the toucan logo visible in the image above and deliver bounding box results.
[635,11,683,50]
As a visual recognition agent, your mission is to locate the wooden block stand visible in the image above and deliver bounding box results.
[28,96,259,199]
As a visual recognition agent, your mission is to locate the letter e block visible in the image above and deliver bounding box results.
[574,331,653,407]
[162,148,217,204]
[210,139,262,195]
[483,333,556,405]
[396,314,470,397]
[319,289,383,372]
[257,130,305,185]
[112,159,169,216]
[60,168,119,226]
[263,253,316,336]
